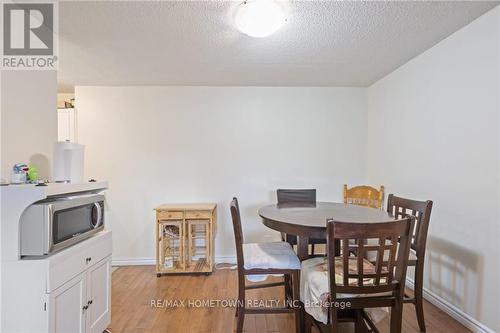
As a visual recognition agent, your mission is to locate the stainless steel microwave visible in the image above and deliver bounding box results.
[20,193,105,256]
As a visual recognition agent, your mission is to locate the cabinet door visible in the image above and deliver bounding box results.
[57,108,77,142]
[48,273,86,333]
[86,256,112,333]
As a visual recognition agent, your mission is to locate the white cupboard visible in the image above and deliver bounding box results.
[48,256,111,333]
[57,108,77,142]
[1,182,111,333]
[0,230,112,332]
[48,274,87,333]
[86,257,112,333]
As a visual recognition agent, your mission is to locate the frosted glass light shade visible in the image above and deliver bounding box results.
[234,0,286,38]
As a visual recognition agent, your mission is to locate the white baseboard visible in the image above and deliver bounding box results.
[112,258,155,266]
[406,278,494,333]
[112,256,237,266]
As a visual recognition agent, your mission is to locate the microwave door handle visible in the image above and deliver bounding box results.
[93,203,102,229]
[46,204,54,254]
[49,194,105,211]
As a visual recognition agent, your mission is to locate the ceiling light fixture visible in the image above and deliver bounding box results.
[234,0,286,38]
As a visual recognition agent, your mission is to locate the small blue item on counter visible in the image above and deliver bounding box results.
[13,163,28,173]
[11,163,29,184]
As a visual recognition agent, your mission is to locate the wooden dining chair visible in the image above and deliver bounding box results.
[230,197,302,333]
[302,217,415,333]
[386,194,433,332]
[344,184,385,209]
[277,189,326,256]
[277,189,316,206]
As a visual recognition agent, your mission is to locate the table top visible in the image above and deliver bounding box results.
[258,202,393,228]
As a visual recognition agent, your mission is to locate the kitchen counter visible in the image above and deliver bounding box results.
[0,181,108,198]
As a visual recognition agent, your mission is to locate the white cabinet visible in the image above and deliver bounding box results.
[1,183,111,333]
[48,274,87,333]
[57,108,77,142]
[86,257,111,333]
[0,231,112,332]
[48,256,112,333]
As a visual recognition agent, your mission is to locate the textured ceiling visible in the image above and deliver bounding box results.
[58,1,499,92]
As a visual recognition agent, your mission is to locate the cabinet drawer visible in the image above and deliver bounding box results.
[157,211,184,220]
[185,211,212,219]
[47,231,112,293]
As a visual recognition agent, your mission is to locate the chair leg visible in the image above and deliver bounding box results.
[330,309,339,333]
[236,307,245,333]
[304,313,312,333]
[284,274,292,305]
[390,300,403,333]
[414,264,426,332]
[355,309,366,333]
[292,271,302,333]
[236,274,245,333]
[311,243,315,256]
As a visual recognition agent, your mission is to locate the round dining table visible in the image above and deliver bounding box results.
[258,202,394,260]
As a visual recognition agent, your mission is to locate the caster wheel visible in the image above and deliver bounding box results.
[204,273,210,276]
[156,273,162,278]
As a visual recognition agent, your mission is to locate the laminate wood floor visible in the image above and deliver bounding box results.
[109,266,471,333]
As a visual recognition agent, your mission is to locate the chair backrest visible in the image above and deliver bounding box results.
[387,194,433,257]
[276,189,316,206]
[326,217,415,298]
[230,197,245,270]
[344,184,384,209]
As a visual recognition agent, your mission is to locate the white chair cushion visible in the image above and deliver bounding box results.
[243,241,301,270]
[243,242,301,282]
[300,257,389,325]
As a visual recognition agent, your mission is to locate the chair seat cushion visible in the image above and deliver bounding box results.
[243,242,300,282]
[300,257,389,325]
[243,242,301,270]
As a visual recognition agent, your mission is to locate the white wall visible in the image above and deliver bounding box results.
[0,71,57,181]
[367,7,500,332]
[75,7,500,331]
[75,86,367,261]
[0,70,57,332]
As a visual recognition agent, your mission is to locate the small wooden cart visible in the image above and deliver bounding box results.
[155,203,216,276]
